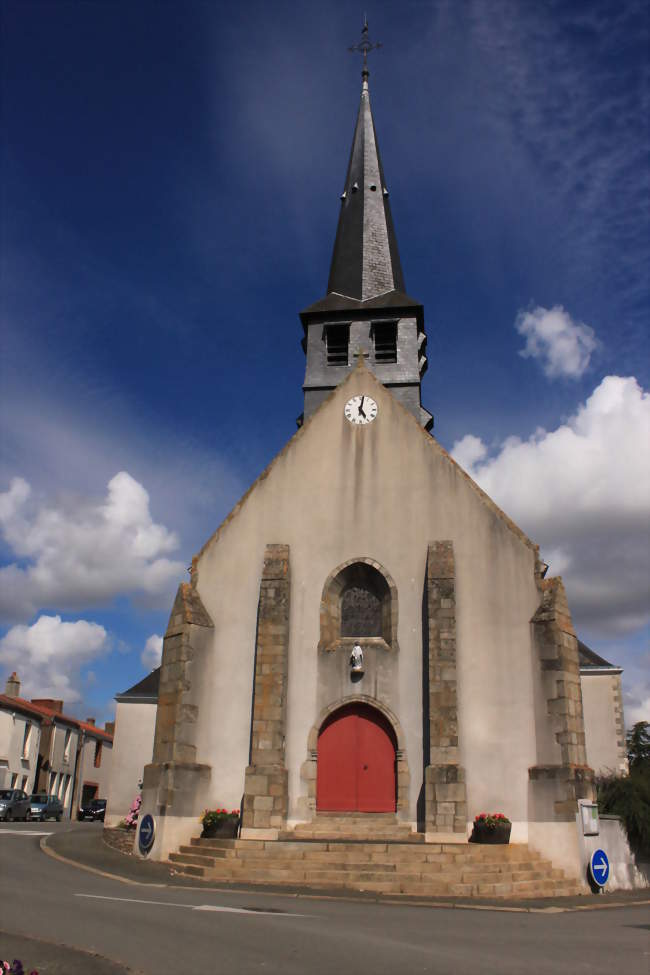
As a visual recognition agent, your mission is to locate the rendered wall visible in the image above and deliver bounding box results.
[0,710,40,792]
[581,673,627,776]
[77,736,113,805]
[190,365,546,833]
[106,701,156,826]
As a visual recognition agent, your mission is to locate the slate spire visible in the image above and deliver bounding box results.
[327,39,405,301]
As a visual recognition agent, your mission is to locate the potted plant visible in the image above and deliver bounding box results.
[470,812,511,844]
[200,808,240,839]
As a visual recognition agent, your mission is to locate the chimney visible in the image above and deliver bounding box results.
[104,721,115,736]
[4,672,20,698]
[31,698,64,714]
[85,717,96,726]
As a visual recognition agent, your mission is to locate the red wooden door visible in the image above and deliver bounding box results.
[317,704,396,812]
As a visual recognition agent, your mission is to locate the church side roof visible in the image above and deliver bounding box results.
[325,68,406,303]
[578,640,620,672]
[115,668,160,703]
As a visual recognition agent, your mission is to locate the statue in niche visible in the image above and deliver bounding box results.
[350,643,364,674]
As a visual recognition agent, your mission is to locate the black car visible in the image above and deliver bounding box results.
[78,798,107,821]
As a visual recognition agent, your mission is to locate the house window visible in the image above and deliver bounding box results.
[63,774,71,807]
[373,321,397,363]
[10,773,17,789]
[49,772,56,795]
[325,324,349,366]
[63,729,71,763]
[22,723,32,759]
[21,775,28,791]
[94,741,102,768]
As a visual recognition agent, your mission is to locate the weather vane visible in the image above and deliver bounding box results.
[348,16,382,76]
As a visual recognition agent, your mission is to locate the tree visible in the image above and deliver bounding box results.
[596,720,650,858]
[626,721,650,773]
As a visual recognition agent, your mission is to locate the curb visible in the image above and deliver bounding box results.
[39,835,650,915]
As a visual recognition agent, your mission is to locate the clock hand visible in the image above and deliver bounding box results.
[358,395,366,418]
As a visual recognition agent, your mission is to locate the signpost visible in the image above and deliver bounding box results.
[138,813,155,856]
[588,848,610,888]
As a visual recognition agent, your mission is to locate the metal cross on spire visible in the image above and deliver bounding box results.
[348,17,382,79]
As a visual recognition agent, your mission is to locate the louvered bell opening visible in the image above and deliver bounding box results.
[373,321,397,363]
[325,324,350,366]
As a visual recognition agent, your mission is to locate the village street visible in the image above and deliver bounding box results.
[0,822,648,974]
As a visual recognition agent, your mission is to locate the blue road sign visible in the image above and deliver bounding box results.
[138,813,155,855]
[588,848,610,887]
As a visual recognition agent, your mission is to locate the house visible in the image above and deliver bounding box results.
[0,673,114,817]
[105,669,159,826]
[0,673,43,795]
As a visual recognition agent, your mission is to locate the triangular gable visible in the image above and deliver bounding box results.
[194,360,539,569]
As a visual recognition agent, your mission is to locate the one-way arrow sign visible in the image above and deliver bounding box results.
[588,848,610,887]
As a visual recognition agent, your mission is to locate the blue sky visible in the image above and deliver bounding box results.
[1,1,648,727]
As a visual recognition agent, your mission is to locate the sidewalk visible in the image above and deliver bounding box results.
[44,827,650,913]
[0,929,137,975]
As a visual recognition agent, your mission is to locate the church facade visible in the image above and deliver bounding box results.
[138,54,627,883]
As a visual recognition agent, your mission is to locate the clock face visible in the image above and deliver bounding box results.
[344,394,378,425]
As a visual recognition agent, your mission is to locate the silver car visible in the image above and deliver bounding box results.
[29,793,63,821]
[0,788,31,822]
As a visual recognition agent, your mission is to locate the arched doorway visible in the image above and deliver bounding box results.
[316,703,397,812]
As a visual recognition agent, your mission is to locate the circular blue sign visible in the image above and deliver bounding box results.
[588,848,610,887]
[138,813,155,855]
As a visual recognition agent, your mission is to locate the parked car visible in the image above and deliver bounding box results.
[0,789,31,822]
[78,798,107,821]
[29,793,63,821]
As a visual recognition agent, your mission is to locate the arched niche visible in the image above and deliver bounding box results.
[318,558,399,653]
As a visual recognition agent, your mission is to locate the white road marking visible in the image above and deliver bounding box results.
[0,829,53,836]
[75,893,307,917]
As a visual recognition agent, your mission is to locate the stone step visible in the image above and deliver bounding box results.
[168,858,583,899]
[176,852,550,879]
[168,857,567,891]
[170,837,583,900]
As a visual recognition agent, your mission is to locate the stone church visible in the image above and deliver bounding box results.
[137,47,631,887]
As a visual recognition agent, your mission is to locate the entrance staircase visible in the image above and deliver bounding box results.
[168,815,585,899]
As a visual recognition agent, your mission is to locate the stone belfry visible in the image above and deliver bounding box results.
[301,21,432,430]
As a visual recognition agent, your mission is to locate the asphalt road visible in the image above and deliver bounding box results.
[1,822,648,975]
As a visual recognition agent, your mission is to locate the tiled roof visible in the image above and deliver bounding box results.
[0,694,113,740]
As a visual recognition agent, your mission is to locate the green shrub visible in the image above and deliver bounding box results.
[597,721,650,859]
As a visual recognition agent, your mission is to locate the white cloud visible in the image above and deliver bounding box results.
[0,614,107,703]
[626,695,650,727]
[0,471,186,621]
[141,634,163,671]
[516,305,598,379]
[451,375,650,633]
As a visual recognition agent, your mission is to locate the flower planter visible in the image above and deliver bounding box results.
[201,819,239,839]
[470,822,511,845]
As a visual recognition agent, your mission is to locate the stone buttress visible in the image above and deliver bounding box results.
[241,544,290,833]
[140,583,213,842]
[423,541,467,834]
[529,577,595,819]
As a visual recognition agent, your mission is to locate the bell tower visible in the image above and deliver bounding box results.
[300,21,432,430]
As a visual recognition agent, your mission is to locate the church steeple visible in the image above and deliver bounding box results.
[327,43,405,301]
[300,22,432,431]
